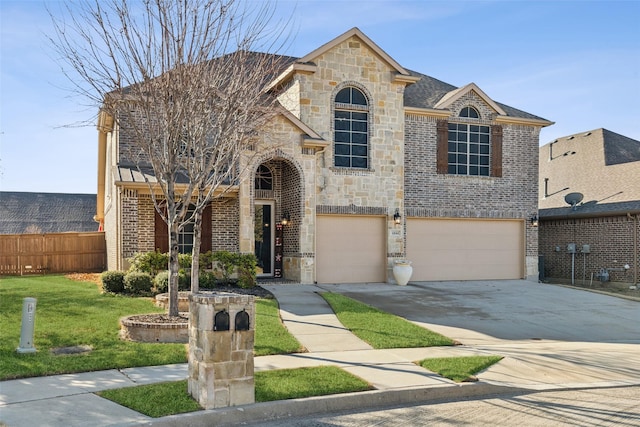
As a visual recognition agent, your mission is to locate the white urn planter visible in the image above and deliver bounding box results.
[393,260,413,286]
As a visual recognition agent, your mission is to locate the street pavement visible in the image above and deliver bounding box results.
[1,280,639,426]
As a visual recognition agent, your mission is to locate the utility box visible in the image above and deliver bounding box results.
[17,297,37,354]
[567,243,577,254]
[582,244,591,254]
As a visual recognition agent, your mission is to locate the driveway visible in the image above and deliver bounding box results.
[318,280,640,388]
[318,280,640,343]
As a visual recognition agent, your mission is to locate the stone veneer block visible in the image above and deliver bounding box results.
[188,292,255,409]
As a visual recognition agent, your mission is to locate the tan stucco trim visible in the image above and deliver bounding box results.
[96,110,114,225]
[392,73,421,85]
[265,63,317,92]
[495,115,555,128]
[404,107,452,119]
[434,83,508,116]
[302,137,330,149]
[279,108,323,139]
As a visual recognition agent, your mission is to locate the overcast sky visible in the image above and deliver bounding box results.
[1,0,638,194]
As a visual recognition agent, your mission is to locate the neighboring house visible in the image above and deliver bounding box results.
[538,128,640,285]
[0,192,98,234]
[96,27,551,283]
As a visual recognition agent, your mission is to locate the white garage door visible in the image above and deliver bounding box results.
[316,215,386,283]
[407,218,524,281]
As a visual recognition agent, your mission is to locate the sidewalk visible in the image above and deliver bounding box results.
[2,283,639,426]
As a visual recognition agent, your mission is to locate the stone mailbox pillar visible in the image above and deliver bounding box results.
[188,292,255,409]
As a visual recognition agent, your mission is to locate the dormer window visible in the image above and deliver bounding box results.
[334,87,369,169]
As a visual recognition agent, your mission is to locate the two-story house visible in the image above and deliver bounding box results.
[95,28,551,284]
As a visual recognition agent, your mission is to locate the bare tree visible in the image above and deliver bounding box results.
[50,0,292,315]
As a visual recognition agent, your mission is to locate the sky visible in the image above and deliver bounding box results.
[1,0,638,194]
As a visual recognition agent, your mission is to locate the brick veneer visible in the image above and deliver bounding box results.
[539,215,639,284]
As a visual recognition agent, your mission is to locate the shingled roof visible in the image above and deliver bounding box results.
[0,192,98,234]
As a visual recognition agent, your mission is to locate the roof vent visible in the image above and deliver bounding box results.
[583,132,592,137]
[567,136,574,140]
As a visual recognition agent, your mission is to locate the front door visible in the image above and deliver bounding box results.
[254,201,274,276]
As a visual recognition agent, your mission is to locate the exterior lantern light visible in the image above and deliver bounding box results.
[281,211,290,226]
[393,209,401,225]
[530,214,539,227]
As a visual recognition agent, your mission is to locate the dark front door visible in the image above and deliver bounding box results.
[254,202,273,276]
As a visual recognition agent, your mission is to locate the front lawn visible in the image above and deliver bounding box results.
[0,275,301,380]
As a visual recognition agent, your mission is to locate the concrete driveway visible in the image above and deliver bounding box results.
[319,280,640,343]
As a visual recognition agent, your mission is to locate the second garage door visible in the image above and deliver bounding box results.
[316,215,386,283]
[407,218,524,281]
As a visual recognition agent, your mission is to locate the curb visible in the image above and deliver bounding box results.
[141,383,526,426]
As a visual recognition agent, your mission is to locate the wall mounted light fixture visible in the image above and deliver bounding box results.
[393,209,401,225]
[281,211,290,226]
[530,214,539,227]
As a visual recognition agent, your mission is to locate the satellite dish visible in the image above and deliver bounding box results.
[564,192,584,209]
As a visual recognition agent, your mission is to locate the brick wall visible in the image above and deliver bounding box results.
[539,215,639,284]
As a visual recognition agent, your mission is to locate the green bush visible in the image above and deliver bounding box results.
[101,271,126,293]
[212,250,237,281]
[124,271,154,294]
[128,251,168,276]
[178,253,192,270]
[237,254,257,288]
[200,251,214,270]
[154,271,169,293]
[199,271,217,289]
[178,270,191,291]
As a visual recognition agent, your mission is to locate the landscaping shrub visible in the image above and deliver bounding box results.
[101,271,126,293]
[154,271,169,293]
[237,254,257,288]
[212,250,237,281]
[178,253,192,270]
[178,270,191,291]
[199,271,217,289]
[128,251,168,276]
[124,271,154,294]
[200,251,214,270]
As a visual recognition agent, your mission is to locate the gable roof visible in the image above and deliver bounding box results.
[0,192,98,234]
[539,128,640,218]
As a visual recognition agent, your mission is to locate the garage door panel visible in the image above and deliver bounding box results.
[407,219,523,281]
[316,215,386,284]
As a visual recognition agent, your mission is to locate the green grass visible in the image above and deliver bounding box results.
[0,275,186,380]
[255,366,372,402]
[255,299,304,356]
[98,380,202,418]
[0,275,302,380]
[98,366,372,417]
[418,356,503,382]
[320,292,454,348]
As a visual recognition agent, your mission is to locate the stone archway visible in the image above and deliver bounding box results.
[251,153,304,281]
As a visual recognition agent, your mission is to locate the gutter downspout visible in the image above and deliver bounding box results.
[635,214,639,285]
[313,145,328,284]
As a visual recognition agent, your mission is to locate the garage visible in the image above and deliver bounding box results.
[407,218,524,281]
[316,215,386,283]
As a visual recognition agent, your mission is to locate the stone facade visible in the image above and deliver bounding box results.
[98,28,550,282]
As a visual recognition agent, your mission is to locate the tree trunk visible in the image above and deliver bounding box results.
[168,222,180,316]
[191,209,202,294]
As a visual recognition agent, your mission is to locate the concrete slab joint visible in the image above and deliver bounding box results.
[188,291,255,409]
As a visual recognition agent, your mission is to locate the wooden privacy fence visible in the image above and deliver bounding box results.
[0,232,106,275]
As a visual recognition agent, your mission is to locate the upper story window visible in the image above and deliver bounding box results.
[436,107,503,177]
[334,87,369,169]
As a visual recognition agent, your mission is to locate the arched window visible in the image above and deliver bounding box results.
[254,165,273,190]
[459,106,480,118]
[334,87,369,169]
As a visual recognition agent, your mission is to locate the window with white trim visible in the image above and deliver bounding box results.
[447,107,490,176]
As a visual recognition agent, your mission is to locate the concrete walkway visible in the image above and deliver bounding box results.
[1,281,639,426]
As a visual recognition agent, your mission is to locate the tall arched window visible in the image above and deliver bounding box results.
[334,87,369,169]
[447,106,491,176]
